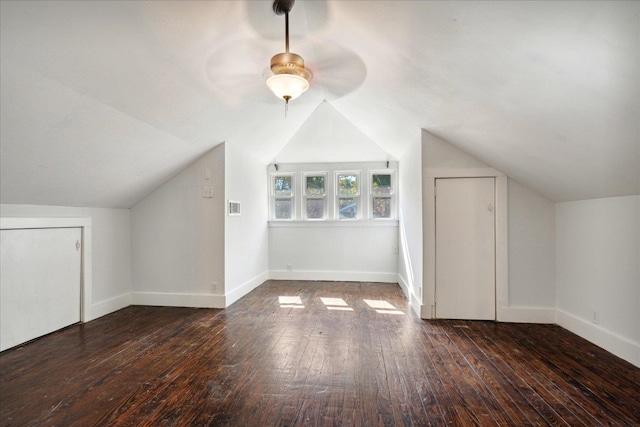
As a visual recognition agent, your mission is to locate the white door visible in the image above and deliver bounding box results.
[1,227,82,351]
[435,178,495,320]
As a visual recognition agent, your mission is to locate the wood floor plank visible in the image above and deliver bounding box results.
[445,323,539,426]
[469,322,605,426]
[504,323,640,423]
[2,280,640,426]
[483,321,637,426]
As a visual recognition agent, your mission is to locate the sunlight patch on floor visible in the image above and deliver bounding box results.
[279,296,304,309]
[320,297,348,306]
[327,306,354,311]
[321,296,353,311]
[375,309,404,315]
[364,299,404,315]
[363,299,395,310]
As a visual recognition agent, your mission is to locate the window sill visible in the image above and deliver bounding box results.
[269,219,399,228]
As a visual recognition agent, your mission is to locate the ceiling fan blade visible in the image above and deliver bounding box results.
[304,40,367,99]
[205,39,278,104]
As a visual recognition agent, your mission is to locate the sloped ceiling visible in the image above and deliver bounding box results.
[0,1,638,208]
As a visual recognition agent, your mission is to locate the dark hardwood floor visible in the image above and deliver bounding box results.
[1,280,639,426]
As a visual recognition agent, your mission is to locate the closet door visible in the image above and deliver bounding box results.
[1,227,82,351]
[435,178,495,320]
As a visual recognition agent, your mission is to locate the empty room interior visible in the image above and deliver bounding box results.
[1,1,639,425]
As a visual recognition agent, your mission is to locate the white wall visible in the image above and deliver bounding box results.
[269,224,398,282]
[421,131,492,313]
[507,179,555,308]
[274,101,391,164]
[224,143,269,305]
[422,130,507,319]
[556,195,639,367]
[131,146,226,308]
[421,130,554,322]
[422,131,490,170]
[398,135,423,314]
[0,204,132,319]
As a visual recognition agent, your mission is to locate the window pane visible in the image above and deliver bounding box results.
[337,174,358,196]
[372,197,391,218]
[372,174,392,195]
[338,198,358,219]
[306,176,325,196]
[306,199,324,219]
[274,176,292,197]
[275,199,292,219]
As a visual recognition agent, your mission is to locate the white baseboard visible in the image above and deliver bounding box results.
[410,293,423,318]
[90,292,132,321]
[556,309,639,368]
[397,273,424,318]
[421,304,434,319]
[269,270,398,283]
[498,306,556,324]
[397,273,410,299]
[225,271,269,307]
[132,292,226,309]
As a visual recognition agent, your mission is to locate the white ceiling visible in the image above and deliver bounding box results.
[1,1,638,207]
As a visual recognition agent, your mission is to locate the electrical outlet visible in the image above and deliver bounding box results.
[202,187,214,198]
[286,264,293,272]
[591,309,600,324]
[392,246,399,254]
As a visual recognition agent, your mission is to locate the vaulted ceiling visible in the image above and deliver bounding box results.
[1,1,638,207]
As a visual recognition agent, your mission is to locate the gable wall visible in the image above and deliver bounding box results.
[268,161,399,283]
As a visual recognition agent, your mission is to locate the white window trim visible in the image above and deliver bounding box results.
[303,172,328,220]
[269,219,399,228]
[335,171,361,220]
[267,162,399,223]
[369,170,397,220]
[271,173,295,221]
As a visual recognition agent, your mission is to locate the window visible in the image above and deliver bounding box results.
[273,174,294,220]
[336,172,360,220]
[304,174,326,220]
[268,163,397,222]
[370,172,394,219]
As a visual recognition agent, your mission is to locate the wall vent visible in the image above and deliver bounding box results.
[228,200,241,216]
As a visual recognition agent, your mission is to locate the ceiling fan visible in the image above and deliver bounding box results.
[204,0,366,109]
[264,0,313,113]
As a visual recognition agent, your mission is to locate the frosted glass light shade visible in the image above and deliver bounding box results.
[266,74,310,100]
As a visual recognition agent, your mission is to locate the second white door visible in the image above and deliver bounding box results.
[0,227,82,351]
[435,177,495,320]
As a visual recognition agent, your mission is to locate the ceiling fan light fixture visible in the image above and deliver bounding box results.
[267,0,312,112]
[266,73,310,101]
[269,52,312,80]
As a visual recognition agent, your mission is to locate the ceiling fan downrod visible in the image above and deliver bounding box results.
[267,0,311,116]
[285,10,290,53]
